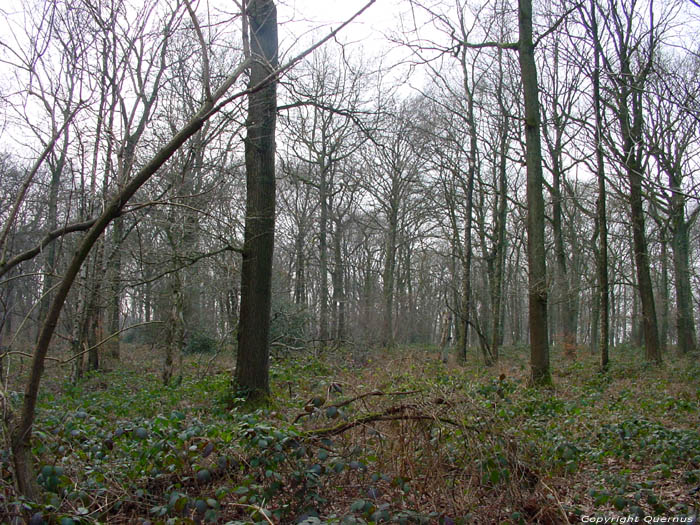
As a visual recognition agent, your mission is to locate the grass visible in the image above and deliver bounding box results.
[1,343,699,524]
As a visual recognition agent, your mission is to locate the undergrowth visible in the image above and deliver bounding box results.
[1,345,699,523]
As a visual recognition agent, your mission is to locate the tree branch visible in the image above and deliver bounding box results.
[0,214,123,280]
[462,40,519,50]
[183,0,212,103]
[534,2,584,48]
[0,104,83,263]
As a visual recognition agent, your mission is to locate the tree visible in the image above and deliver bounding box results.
[235,0,279,400]
[5,0,255,498]
[539,11,586,356]
[646,55,700,354]
[364,101,426,349]
[518,0,551,385]
[582,0,611,370]
[594,0,674,364]
[279,47,371,346]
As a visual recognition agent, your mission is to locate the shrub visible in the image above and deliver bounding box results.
[184,331,217,354]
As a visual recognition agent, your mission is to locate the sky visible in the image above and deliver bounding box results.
[277,0,406,41]
[274,0,418,71]
[0,0,420,157]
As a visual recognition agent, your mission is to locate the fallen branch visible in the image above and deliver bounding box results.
[303,404,471,439]
[293,390,421,423]
[330,389,421,409]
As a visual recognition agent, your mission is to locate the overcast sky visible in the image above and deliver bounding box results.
[272,0,414,66]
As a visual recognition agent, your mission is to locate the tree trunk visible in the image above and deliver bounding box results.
[628,164,660,362]
[671,193,698,354]
[551,155,576,356]
[319,164,329,344]
[382,215,397,349]
[86,245,103,371]
[590,0,610,370]
[488,47,509,361]
[294,230,306,305]
[617,21,661,363]
[163,273,184,386]
[332,219,345,342]
[37,154,63,331]
[518,0,551,386]
[235,0,278,401]
[658,236,670,350]
[457,48,478,363]
[107,219,122,360]
[439,309,451,363]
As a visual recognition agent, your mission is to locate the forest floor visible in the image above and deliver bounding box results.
[2,343,700,524]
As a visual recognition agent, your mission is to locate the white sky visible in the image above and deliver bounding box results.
[0,0,418,155]
[275,0,417,70]
[278,0,407,40]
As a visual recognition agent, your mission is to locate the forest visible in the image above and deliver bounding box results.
[0,0,699,523]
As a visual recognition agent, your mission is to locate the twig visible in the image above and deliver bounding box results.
[229,503,274,524]
[541,480,571,524]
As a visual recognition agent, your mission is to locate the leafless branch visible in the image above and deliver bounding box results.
[183,0,212,103]
[0,104,83,263]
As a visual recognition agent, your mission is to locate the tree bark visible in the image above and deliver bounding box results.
[590,0,610,370]
[658,235,670,350]
[489,48,510,363]
[382,213,397,349]
[332,218,345,342]
[670,181,698,354]
[294,230,306,305]
[518,0,551,386]
[235,0,278,401]
[319,163,330,344]
[626,127,661,363]
[107,219,122,360]
[613,0,661,363]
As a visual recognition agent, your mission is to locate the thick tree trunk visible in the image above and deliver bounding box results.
[518,0,551,386]
[629,185,660,362]
[671,201,697,354]
[235,0,278,401]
